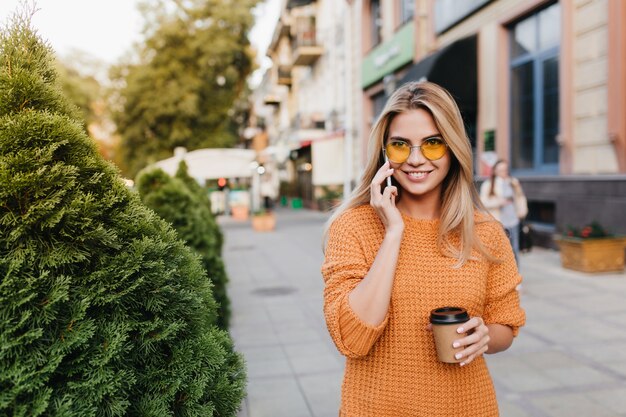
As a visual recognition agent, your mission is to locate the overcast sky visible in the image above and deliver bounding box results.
[0,0,280,83]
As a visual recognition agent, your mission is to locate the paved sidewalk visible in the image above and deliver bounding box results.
[220,208,626,417]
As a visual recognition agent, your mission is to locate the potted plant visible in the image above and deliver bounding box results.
[279,181,301,209]
[252,209,276,232]
[554,221,626,273]
[230,203,249,221]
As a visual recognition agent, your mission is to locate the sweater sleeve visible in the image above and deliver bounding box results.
[482,223,526,336]
[321,214,389,358]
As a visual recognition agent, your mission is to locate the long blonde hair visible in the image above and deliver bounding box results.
[324,81,494,266]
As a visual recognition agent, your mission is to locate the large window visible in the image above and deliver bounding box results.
[372,92,386,121]
[370,0,382,48]
[509,2,560,174]
[399,0,415,26]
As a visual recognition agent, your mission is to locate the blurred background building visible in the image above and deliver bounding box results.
[250,0,626,246]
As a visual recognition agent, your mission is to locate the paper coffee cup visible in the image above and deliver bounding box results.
[430,307,470,363]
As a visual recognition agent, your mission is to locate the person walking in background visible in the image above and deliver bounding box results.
[480,160,528,264]
[321,82,525,417]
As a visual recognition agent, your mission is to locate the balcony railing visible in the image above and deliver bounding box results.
[292,16,323,66]
[263,94,281,106]
[287,0,316,9]
[277,65,292,87]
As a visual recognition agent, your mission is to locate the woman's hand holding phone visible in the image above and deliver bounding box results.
[370,155,403,235]
[384,154,392,188]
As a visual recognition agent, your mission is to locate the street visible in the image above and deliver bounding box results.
[221,208,626,417]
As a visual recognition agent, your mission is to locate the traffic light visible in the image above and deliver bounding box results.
[217,177,227,190]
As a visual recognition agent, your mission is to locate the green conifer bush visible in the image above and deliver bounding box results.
[136,167,231,329]
[174,161,224,256]
[0,12,245,416]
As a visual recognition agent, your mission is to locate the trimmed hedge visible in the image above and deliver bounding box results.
[0,12,245,416]
[136,166,231,329]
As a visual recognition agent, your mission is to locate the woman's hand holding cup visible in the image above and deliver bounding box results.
[452,317,490,367]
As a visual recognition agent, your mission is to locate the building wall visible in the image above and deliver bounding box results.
[436,0,619,175]
[477,22,499,162]
[293,1,347,123]
[262,0,353,207]
[571,0,616,173]
[347,0,365,188]
[351,0,626,241]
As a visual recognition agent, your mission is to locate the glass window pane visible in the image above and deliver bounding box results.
[542,56,559,164]
[539,3,561,50]
[400,0,415,24]
[373,92,386,120]
[511,62,535,169]
[371,0,382,47]
[511,16,536,59]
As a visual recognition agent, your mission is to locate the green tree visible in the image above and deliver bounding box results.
[0,10,245,416]
[112,0,258,178]
[55,58,101,128]
[136,165,231,329]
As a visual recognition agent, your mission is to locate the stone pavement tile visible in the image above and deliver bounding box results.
[526,318,621,345]
[283,341,344,376]
[229,306,272,328]
[521,279,595,298]
[231,323,279,348]
[586,276,626,293]
[541,365,619,387]
[238,345,292,378]
[488,355,561,392]
[608,361,626,379]
[586,387,626,415]
[493,369,562,393]
[571,341,626,364]
[517,350,578,369]
[530,392,620,417]
[224,263,253,282]
[298,371,343,417]
[245,375,312,417]
[521,298,576,322]
[505,332,551,354]
[554,293,626,314]
[497,398,532,417]
[265,302,311,324]
[275,322,325,345]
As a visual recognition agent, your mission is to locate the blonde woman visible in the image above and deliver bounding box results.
[322,82,525,417]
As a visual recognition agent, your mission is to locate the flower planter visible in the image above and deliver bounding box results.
[252,213,276,232]
[554,236,626,273]
[231,205,249,221]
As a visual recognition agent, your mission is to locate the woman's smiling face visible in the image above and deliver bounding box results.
[385,108,451,201]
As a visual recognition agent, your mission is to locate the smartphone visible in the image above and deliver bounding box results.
[383,151,392,188]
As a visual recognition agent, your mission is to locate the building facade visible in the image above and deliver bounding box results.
[349,0,626,245]
[259,0,350,209]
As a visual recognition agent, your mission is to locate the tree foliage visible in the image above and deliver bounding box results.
[55,59,101,128]
[112,0,258,178]
[0,10,245,416]
[136,164,231,329]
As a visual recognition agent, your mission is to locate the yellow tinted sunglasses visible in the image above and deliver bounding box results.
[384,137,448,163]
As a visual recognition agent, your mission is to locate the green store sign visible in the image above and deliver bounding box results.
[362,23,415,88]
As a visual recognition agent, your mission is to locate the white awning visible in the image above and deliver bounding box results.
[151,148,257,179]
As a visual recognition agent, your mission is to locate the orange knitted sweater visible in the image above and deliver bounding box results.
[322,205,525,417]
